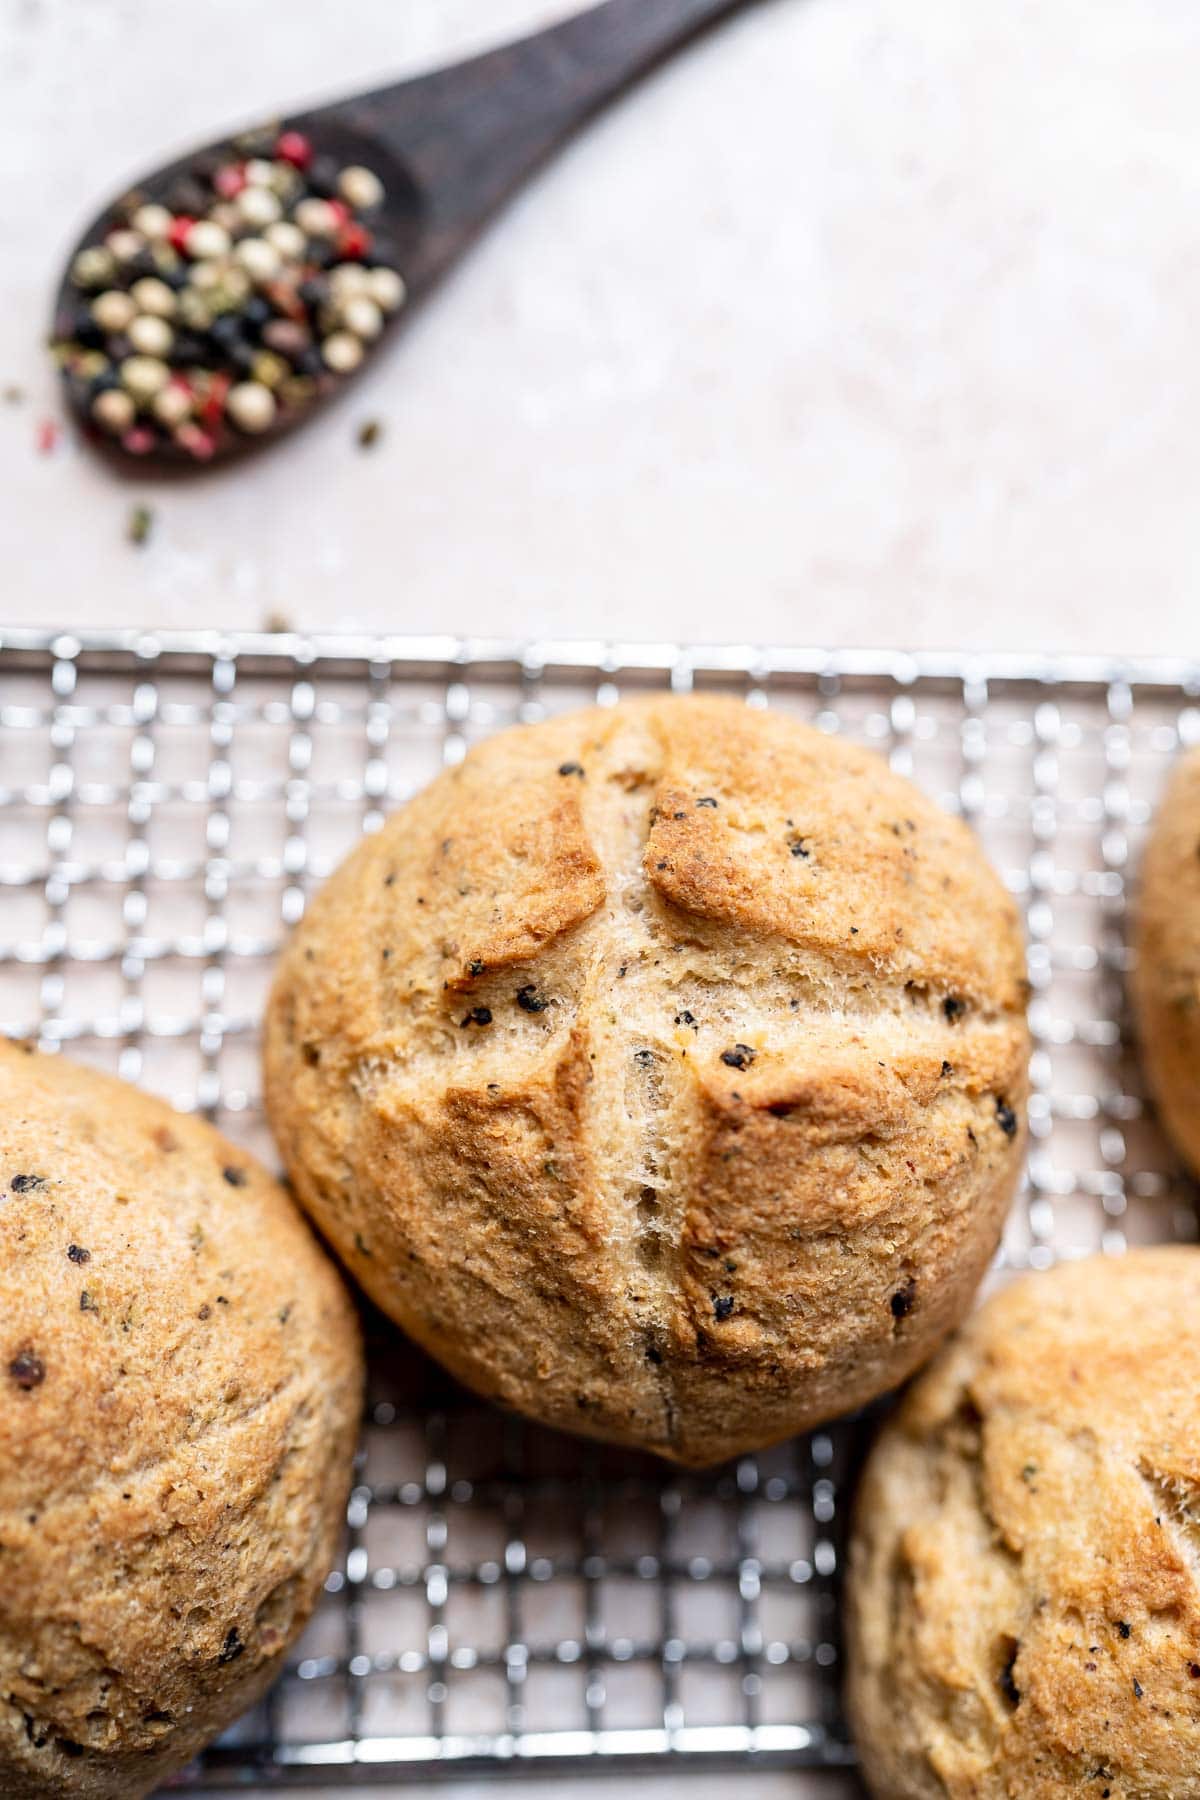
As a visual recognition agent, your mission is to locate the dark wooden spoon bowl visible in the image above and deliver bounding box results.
[54,0,752,475]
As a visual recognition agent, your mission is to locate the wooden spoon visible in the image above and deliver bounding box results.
[52,0,753,474]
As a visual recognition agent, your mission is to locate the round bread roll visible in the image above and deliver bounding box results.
[264,695,1028,1465]
[0,1042,363,1800]
[1133,745,1200,1174]
[846,1247,1200,1800]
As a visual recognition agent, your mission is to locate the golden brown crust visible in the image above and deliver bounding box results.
[264,695,1029,1465]
[845,1248,1200,1800]
[0,1043,363,1799]
[1133,746,1200,1175]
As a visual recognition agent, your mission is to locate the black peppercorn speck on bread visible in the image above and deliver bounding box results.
[1133,745,1200,1177]
[846,1247,1200,1799]
[0,1042,363,1800]
[263,695,1030,1465]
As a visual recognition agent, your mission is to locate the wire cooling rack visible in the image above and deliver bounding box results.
[1,628,1198,1789]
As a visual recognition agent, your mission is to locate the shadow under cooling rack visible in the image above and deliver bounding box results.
[0,628,1197,1787]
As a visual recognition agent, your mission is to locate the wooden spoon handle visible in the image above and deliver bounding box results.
[341,0,754,286]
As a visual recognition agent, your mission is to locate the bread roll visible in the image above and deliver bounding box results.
[1133,745,1200,1174]
[264,695,1028,1465]
[846,1247,1200,1799]
[0,1042,362,1799]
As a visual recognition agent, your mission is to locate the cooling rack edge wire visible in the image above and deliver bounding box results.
[1,627,1198,1789]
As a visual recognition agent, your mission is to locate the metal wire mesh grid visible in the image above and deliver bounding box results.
[1,628,1197,1788]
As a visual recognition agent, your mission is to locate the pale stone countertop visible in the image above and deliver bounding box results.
[3,0,1199,657]
[4,1,1195,1795]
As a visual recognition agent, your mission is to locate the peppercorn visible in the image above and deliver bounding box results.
[185,220,231,260]
[236,185,282,230]
[233,237,281,283]
[295,196,339,238]
[208,314,245,351]
[241,295,272,333]
[995,1099,1018,1139]
[9,1351,45,1389]
[367,267,407,313]
[106,228,144,264]
[302,153,338,197]
[338,164,385,210]
[92,388,136,434]
[72,312,106,351]
[128,315,173,358]
[341,295,383,341]
[125,248,162,281]
[721,1045,756,1070]
[261,318,311,358]
[120,355,170,402]
[225,380,276,433]
[276,130,313,169]
[130,276,177,318]
[152,383,193,428]
[92,289,137,333]
[321,330,363,373]
[336,222,372,261]
[131,202,172,242]
[71,245,117,289]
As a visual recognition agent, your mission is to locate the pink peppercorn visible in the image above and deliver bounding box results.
[121,427,157,456]
[275,130,313,169]
[167,214,196,253]
[213,163,247,199]
[337,223,372,260]
[176,422,216,460]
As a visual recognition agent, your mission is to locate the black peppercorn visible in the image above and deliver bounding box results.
[209,314,244,352]
[995,1099,1018,1139]
[73,312,106,351]
[306,155,340,198]
[298,277,330,312]
[241,296,272,334]
[9,1351,45,1390]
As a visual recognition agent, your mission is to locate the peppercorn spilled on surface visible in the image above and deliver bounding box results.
[846,1247,1200,1799]
[0,1040,363,1799]
[264,694,1030,1466]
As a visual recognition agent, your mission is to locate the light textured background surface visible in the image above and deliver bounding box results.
[3,0,1199,654]
[2,0,1193,1794]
